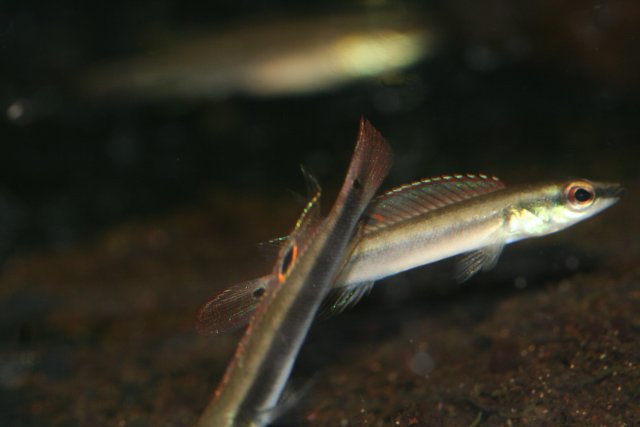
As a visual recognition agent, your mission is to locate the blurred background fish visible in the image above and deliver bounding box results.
[78,10,436,100]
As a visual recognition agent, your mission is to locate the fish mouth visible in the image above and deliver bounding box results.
[596,182,624,200]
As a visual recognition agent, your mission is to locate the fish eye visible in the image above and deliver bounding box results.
[574,188,592,202]
[277,243,298,282]
[564,181,595,209]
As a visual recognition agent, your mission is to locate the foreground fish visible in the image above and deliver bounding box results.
[194,119,392,427]
[197,175,622,334]
[80,11,434,99]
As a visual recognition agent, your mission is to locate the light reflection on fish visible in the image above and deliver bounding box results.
[193,119,392,426]
[197,175,622,334]
[80,11,435,99]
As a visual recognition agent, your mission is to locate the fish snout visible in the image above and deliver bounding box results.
[597,182,624,201]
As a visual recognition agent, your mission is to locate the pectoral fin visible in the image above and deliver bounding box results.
[320,281,376,317]
[455,243,504,283]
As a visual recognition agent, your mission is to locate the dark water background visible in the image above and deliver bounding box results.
[1,1,639,426]
[2,0,637,260]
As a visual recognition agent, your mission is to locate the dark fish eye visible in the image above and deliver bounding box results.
[278,244,298,281]
[574,188,593,203]
[253,287,265,299]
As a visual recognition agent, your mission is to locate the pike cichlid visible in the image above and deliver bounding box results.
[198,175,622,334]
[194,119,392,427]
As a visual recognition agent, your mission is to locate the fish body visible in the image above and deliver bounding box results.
[194,119,392,426]
[197,176,622,334]
[338,178,622,285]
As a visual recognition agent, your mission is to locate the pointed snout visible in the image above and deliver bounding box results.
[595,182,624,201]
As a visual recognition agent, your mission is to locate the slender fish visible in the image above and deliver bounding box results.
[194,119,392,427]
[198,175,622,334]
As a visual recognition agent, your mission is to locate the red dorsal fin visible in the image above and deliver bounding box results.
[364,173,505,233]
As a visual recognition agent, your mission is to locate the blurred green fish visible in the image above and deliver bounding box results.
[197,175,622,334]
[80,11,435,99]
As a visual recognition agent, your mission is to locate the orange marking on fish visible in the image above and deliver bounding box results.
[371,213,386,222]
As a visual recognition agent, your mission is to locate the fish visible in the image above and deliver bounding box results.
[193,118,392,427]
[79,11,435,100]
[197,175,623,334]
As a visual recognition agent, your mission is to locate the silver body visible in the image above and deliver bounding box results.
[340,195,507,284]
[338,185,556,284]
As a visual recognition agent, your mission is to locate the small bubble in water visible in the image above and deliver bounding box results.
[6,101,25,121]
[514,276,527,289]
[565,256,580,271]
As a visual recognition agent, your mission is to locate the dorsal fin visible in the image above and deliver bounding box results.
[257,168,320,258]
[291,168,322,235]
[364,173,505,233]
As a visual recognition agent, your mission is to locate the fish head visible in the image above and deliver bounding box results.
[515,179,623,238]
[552,179,622,226]
[507,179,622,240]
